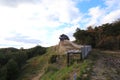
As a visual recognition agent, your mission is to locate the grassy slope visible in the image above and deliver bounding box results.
[17,46,100,80]
[17,46,60,80]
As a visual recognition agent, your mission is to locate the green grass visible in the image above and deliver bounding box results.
[17,47,100,80]
[76,50,100,80]
[41,63,79,80]
[17,55,47,80]
[23,48,120,80]
[17,46,60,80]
[76,60,92,80]
[41,58,94,80]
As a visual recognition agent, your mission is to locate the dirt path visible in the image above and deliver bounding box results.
[90,51,120,80]
[31,71,44,80]
[91,57,107,80]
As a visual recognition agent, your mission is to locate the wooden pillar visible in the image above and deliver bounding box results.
[80,52,83,60]
[67,53,70,66]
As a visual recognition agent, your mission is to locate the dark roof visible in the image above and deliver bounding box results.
[59,34,69,40]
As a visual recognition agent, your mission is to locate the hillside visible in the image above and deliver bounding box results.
[0,20,120,80]
[16,46,120,80]
[16,46,91,80]
[0,46,46,80]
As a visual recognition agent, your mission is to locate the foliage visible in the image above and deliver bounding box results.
[0,66,7,80]
[0,53,7,65]
[13,51,28,68]
[6,59,19,80]
[73,19,120,50]
[0,45,46,80]
[96,36,118,50]
[26,45,46,59]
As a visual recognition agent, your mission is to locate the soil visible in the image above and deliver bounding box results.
[31,71,44,80]
[90,50,120,80]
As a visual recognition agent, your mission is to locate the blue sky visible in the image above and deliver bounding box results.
[76,0,105,13]
[0,0,120,48]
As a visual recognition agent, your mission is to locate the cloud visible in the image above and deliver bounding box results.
[102,10,120,24]
[83,0,120,27]
[0,0,41,6]
[43,25,78,47]
[0,0,120,48]
[85,6,105,26]
[100,0,120,24]
[0,0,82,48]
[104,0,120,10]
[6,33,40,44]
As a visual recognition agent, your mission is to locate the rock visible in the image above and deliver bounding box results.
[82,74,88,79]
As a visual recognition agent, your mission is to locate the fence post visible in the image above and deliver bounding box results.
[67,53,70,66]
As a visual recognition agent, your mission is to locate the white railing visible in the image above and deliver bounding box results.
[67,45,92,59]
[81,45,92,59]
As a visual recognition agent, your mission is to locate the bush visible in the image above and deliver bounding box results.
[49,55,58,63]
[97,36,118,50]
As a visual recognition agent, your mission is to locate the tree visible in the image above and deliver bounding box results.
[27,45,46,58]
[117,35,120,49]
[73,19,120,50]
[73,28,95,47]
[0,66,7,80]
[73,28,86,44]
[0,53,7,65]
[13,51,28,68]
[6,59,19,80]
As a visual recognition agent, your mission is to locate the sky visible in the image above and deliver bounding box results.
[0,0,120,49]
